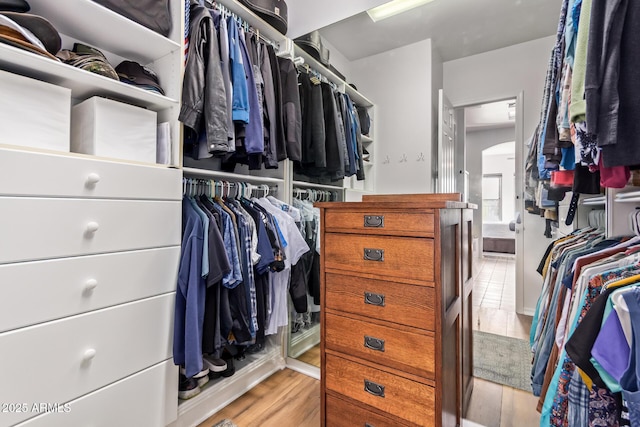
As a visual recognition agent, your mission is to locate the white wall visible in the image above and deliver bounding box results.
[322,38,353,82]
[444,36,554,139]
[351,39,435,194]
[444,35,555,315]
[483,151,516,223]
[286,0,388,38]
[466,126,515,240]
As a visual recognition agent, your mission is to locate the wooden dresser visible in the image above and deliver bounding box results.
[318,195,474,427]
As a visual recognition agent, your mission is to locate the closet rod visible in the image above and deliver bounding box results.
[292,180,344,191]
[183,167,284,184]
[206,0,286,47]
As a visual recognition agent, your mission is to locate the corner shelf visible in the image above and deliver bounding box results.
[0,44,179,112]
[29,0,180,65]
[292,45,374,108]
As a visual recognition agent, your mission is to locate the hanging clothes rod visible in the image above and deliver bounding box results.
[183,177,277,198]
[207,1,280,49]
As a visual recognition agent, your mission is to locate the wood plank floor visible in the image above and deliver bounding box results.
[296,344,320,367]
[198,368,538,427]
[197,369,320,427]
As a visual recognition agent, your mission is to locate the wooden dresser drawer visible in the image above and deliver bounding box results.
[326,394,412,427]
[324,234,434,282]
[0,197,181,264]
[0,294,174,427]
[325,313,435,379]
[324,210,434,236]
[15,360,178,427]
[325,354,435,426]
[0,146,181,200]
[0,247,180,333]
[325,272,435,330]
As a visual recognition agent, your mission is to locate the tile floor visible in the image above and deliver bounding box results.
[474,253,517,312]
[465,253,541,427]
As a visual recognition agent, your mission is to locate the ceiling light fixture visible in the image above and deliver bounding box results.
[367,0,436,22]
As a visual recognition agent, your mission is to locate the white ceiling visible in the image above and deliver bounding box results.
[318,0,561,62]
[465,99,516,131]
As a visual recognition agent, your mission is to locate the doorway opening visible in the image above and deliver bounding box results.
[461,97,539,427]
[464,100,519,323]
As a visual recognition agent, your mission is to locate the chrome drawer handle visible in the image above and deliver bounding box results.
[364,380,385,398]
[364,215,384,228]
[364,292,385,307]
[365,424,375,427]
[363,248,384,262]
[364,336,385,352]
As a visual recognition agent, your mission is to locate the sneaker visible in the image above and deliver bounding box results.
[180,366,210,388]
[245,343,265,354]
[220,356,236,378]
[178,374,201,400]
[203,355,227,373]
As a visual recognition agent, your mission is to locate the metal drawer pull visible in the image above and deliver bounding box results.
[364,380,385,398]
[364,292,385,307]
[363,248,384,262]
[364,215,384,228]
[365,424,375,427]
[364,336,385,352]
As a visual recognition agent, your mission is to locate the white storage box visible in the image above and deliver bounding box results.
[71,97,157,163]
[0,69,71,152]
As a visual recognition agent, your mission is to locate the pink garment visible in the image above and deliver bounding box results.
[599,155,630,188]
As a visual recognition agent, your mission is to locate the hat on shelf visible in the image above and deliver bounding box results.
[115,60,165,95]
[56,43,119,80]
[0,0,29,13]
[0,11,60,59]
[238,0,288,35]
[294,30,329,66]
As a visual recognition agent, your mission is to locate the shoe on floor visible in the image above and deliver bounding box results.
[220,356,236,378]
[203,355,227,373]
[178,374,201,400]
[180,366,210,388]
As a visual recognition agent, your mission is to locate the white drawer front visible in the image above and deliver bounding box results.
[0,294,175,427]
[15,360,178,427]
[0,247,180,333]
[0,197,181,264]
[0,146,181,200]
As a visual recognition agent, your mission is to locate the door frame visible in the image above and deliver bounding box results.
[450,92,525,314]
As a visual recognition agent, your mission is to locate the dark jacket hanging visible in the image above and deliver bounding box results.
[179,0,229,155]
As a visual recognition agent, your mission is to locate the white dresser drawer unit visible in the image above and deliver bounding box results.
[0,147,181,200]
[0,197,181,264]
[14,360,178,427]
[0,246,180,333]
[0,293,175,427]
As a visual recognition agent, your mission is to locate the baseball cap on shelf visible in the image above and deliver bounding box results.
[0,13,60,60]
[56,43,119,80]
[0,11,60,55]
[115,60,165,95]
[0,0,30,13]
